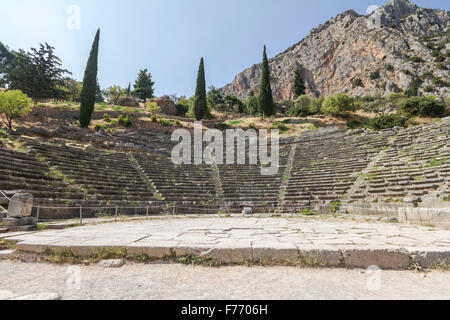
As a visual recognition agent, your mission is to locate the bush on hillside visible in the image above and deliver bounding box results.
[321,93,354,116]
[287,95,310,117]
[405,78,423,97]
[370,70,381,80]
[408,56,424,63]
[369,114,408,130]
[118,114,132,127]
[308,97,324,115]
[387,93,405,107]
[245,95,259,115]
[352,78,363,88]
[224,95,245,113]
[400,96,445,117]
[175,98,190,117]
[146,102,161,114]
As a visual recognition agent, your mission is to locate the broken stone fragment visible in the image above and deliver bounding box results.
[7,193,33,218]
[98,259,125,268]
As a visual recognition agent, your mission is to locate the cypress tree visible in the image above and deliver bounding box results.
[258,46,275,119]
[193,58,207,120]
[293,68,306,98]
[79,29,100,128]
[126,82,131,96]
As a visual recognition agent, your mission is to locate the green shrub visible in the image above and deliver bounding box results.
[173,120,182,127]
[103,113,111,121]
[421,71,434,79]
[288,95,310,117]
[435,53,445,63]
[227,120,244,125]
[151,115,157,122]
[408,56,424,63]
[158,118,173,126]
[224,95,245,113]
[94,123,109,131]
[118,115,132,127]
[369,114,408,130]
[370,70,381,80]
[146,102,161,114]
[352,78,363,88]
[387,93,405,106]
[432,77,450,87]
[436,62,446,70]
[400,96,445,117]
[245,95,259,116]
[385,64,394,72]
[423,86,434,93]
[175,98,190,117]
[329,201,342,213]
[270,122,289,133]
[321,93,354,115]
[405,78,423,97]
[121,107,136,115]
[308,97,324,115]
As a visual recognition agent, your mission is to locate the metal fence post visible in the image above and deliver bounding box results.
[36,206,40,224]
[146,206,149,219]
[115,206,118,222]
[80,206,83,225]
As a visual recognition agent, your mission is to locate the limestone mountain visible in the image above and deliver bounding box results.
[220,0,449,101]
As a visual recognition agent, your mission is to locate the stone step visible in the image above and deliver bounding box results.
[0,250,14,260]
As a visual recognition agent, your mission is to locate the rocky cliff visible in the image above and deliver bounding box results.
[220,0,449,101]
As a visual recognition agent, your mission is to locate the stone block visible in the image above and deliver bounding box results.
[342,247,410,270]
[7,193,33,218]
[2,217,36,227]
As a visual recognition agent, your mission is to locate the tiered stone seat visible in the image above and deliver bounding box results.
[0,146,85,215]
[284,129,395,210]
[217,142,291,213]
[134,152,218,208]
[20,138,158,214]
[349,118,450,206]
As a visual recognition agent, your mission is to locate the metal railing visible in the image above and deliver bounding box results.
[1,190,446,227]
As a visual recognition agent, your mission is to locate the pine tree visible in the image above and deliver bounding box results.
[293,68,306,98]
[3,43,71,102]
[193,58,207,120]
[258,46,275,119]
[133,69,154,102]
[79,29,100,128]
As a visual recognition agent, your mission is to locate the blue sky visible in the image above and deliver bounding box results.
[0,0,448,97]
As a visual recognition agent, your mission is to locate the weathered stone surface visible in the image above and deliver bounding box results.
[117,97,139,108]
[3,217,35,227]
[98,259,125,268]
[7,193,33,218]
[148,96,176,116]
[342,247,411,269]
[6,217,450,269]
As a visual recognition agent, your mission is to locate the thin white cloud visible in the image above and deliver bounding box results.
[366,5,380,14]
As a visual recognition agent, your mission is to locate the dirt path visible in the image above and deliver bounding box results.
[0,261,449,300]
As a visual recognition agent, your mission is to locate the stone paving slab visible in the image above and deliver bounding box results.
[4,217,450,269]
